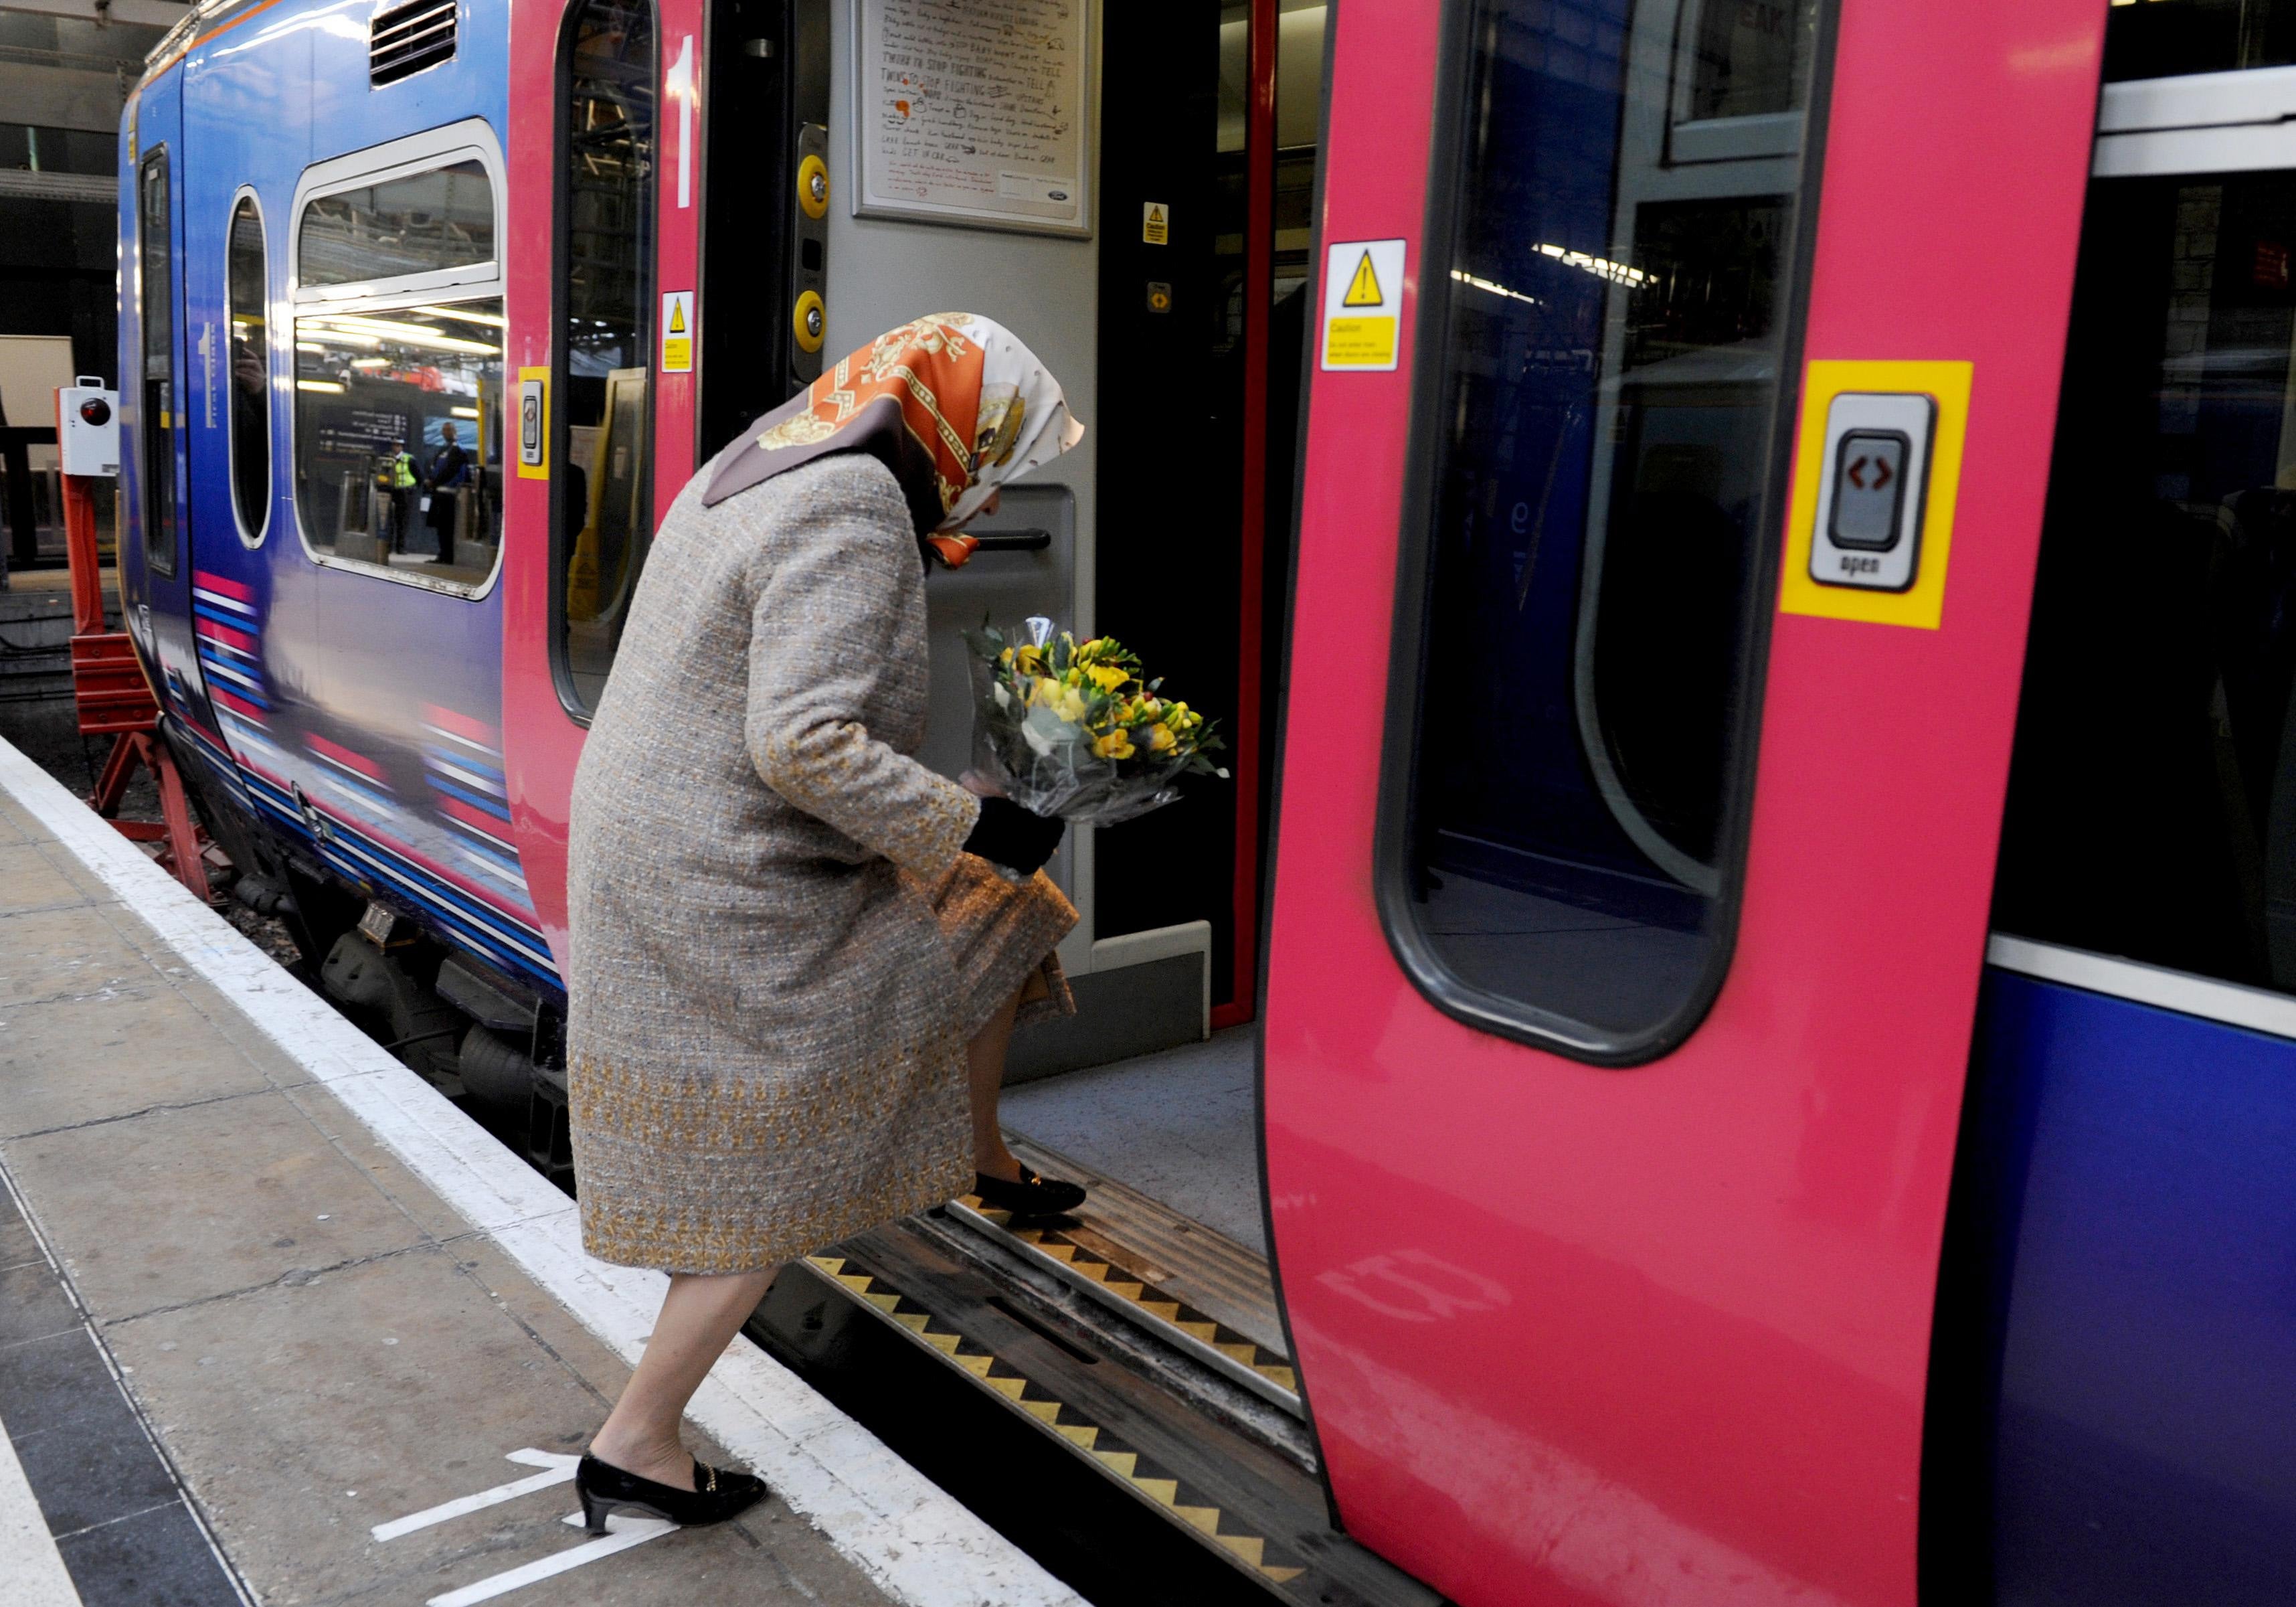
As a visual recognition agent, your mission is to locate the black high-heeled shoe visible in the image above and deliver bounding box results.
[576,1452,766,1535]
[972,1165,1087,1217]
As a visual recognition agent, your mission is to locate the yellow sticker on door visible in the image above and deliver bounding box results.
[1322,239,1405,371]
[660,290,693,373]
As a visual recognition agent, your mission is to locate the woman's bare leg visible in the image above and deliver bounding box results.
[970,985,1025,1182]
[590,1266,780,1488]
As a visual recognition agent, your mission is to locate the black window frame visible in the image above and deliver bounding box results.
[1371,0,1842,1066]
[139,144,179,581]
[226,187,273,546]
[548,0,660,724]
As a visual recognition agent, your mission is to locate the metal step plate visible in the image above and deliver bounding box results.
[952,1136,1302,1416]
[749,1222,1438,1607]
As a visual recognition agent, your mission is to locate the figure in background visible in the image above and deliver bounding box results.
[422,421,469,564]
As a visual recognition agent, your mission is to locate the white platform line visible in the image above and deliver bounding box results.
[371,1450,578,1542]
[0,1409,83,1607]
[0,736,1085,1607]
[426,1512,675,1607]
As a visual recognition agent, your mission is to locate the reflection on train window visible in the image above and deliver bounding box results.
[291,299,505,591]
[228,195,271,542]
[139,148,177,580]
[298,160,495,288]
[554,0,656,714]
[2103,0,2296,83]
[1998,171,2296,995]
[1384,0,1821,1056]
[1684,0,1818,121]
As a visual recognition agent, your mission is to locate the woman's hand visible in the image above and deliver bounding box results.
[958,769,1006,799]
[962,796,1063,875]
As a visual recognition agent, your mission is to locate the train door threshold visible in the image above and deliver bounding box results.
[749,1184,1436,1607]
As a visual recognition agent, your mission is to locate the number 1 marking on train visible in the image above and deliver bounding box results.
[667,35,695,209]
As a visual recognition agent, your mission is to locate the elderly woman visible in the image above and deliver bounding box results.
[565,315,1087,1533]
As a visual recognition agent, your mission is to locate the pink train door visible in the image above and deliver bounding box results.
[501,0,704,955]
[1263,2,2105,1602]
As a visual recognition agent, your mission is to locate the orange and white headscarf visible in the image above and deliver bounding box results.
[700,313,1085,566]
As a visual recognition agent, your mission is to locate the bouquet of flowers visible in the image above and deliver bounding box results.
[964,616,1227,834]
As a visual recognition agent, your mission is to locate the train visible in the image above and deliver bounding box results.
[111,0,2295,1602]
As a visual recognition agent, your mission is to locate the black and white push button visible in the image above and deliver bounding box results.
[1810,393,1936,591]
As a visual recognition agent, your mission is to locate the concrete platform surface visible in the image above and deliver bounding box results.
[0,736,1085,1607]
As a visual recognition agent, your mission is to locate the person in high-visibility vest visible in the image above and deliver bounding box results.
[384,446,417,553]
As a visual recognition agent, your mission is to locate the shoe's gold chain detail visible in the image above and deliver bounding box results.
[957,1197,1299,1395]
[804,1255,1308,1588]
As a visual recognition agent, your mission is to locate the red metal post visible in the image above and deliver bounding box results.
[61,473,105,637]
[1211,0,1277,1032]
[55,389,215,902]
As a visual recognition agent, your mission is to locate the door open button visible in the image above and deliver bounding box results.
[1830,430,1909,551]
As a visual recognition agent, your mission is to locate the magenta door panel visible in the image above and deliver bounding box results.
[1261,3,2105,1602]
[501,0,703,964]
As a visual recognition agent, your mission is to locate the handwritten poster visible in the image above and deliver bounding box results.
[852,0,1095,236]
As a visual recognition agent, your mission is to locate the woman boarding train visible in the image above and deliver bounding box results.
[563,313,1089,1529]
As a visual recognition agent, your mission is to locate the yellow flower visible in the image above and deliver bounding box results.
[999,647,1014,667]
[1092,730,1135,760]
[1146,722,1176,752]
[1012,645,1043,676]
[1030,677,1085,722]
[1085,663,1128,694]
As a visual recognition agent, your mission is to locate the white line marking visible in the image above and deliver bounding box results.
[0,1404,84,1607]
[0,735,1084,1607]
[426,1512,675,1607]
[371,1450,579,1542]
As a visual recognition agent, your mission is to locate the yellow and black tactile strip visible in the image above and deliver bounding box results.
[805,1254,1308,1587]
[954,1197,1300,1400]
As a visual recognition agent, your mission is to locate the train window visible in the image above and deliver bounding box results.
[227,193,271,543]
[138,147,177,580]
[1685,0,1819,121]
[2103,0,2296,83]
[552,0,657,715]
[290,298,505,591]
[298,160,495,288]
[288,124,508,594]
[1379,0,1828,1061]
[1996,167,2296,997]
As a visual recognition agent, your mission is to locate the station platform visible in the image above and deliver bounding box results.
[0,736,1084,1607]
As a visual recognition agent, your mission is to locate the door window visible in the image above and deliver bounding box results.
[553,0,657,715]
[288,125,507,594]
[1996,165,2296,996]
[139,147,177,580]
[228,193,272,543]
[1380,0,1828,1060]
[2103,0,2296,82]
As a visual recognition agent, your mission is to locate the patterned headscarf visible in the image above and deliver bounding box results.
[699,312,1085,566]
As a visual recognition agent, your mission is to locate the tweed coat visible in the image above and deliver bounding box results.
[566,452,1076,1274]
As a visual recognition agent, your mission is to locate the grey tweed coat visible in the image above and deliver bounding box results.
[566,453,1075,1274]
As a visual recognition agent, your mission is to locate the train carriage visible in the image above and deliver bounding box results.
[110,0,2296,1601]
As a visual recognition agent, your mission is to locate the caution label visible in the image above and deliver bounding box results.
[660,290,694,373]
[1321,238,1405,372]
[1142,201,1168,245]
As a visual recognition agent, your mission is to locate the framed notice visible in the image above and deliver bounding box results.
[851,0,1096,238]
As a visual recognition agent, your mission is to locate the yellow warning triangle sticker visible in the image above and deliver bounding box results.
[669,299,688,333]
[1343,250,1384,307]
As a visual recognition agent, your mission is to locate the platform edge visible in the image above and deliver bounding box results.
[0,734,1086,1607]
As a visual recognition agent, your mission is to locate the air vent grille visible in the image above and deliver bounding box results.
[370,0,456,86]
